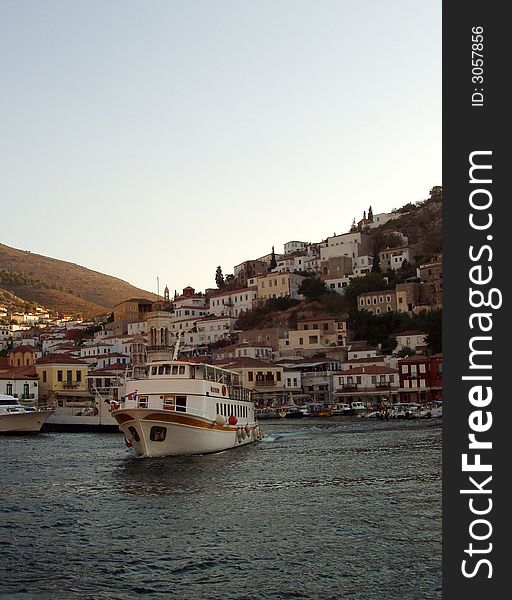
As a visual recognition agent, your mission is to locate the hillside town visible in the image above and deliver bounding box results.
[0,200,442,415]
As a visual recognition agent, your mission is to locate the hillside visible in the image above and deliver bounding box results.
[372,188,442,256]
[0,243,157,317]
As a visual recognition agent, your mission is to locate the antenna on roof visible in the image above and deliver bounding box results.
[157,277,160,299]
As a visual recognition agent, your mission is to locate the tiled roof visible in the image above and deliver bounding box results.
[36,353,88,366]
[0,365,38,379]
[335,366,398,375]
[9,344,37,353]
[225,357,275,368]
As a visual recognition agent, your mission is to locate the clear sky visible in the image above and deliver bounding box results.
[1,0,441,295]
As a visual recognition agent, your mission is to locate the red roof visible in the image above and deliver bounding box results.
[0,365,38,379]
[36,353,88,366]
[336,366,398,375]
[9,344,37,353]
[225,357,275,368]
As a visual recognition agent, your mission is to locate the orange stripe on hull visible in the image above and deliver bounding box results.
[142,412,239,431]
[113,409,250,432]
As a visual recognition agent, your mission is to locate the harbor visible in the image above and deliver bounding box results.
[1,418,441,600]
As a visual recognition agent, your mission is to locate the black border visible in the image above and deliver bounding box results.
[443,2,507,596]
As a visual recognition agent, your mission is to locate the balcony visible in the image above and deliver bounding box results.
[342,383,359,390]
[63,382,80,389]
[255,379,278,387]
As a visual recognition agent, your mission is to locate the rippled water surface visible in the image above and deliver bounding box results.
[0,419,441,599]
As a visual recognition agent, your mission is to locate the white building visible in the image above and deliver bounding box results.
[352,255,374,277]
[127,321,148,336]
[233,343,273,360]
[367,212,400,229]
[320,232,372,261]
[347,342,380,362]
[273,255,307,274]
[251,272,306,301]
[208,288,258,318]
[395,331,427,353]
[380,246,414,271]
[0,369,39,402]
[283,241,307,255]
[325,277,352,294]
[80,342,115,358]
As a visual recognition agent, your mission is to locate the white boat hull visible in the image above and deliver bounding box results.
[0,410,54,434]
[114,409,261,457]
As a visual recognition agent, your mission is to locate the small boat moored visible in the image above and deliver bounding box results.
[0,394,54,435]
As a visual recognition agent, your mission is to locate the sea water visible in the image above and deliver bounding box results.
[0,419,441,599]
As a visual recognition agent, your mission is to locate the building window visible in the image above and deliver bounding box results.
[76,371,82,383]
[248,371,254,381]
[57,370,63,382]
[42,371,47,383]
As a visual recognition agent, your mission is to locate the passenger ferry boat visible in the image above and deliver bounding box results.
[111,360,262,457]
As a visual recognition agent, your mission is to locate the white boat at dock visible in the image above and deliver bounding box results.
[112,360,262,457]
[0,394,54,435]
[44,372,123,432]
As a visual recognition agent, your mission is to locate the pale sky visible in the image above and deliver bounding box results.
[1,0,441,295]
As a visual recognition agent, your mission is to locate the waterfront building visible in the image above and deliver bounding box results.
[333,366,399,406]
[397,354,443,403]
[35,354,91,406]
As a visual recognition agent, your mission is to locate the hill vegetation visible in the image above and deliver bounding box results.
[0,243,157,317]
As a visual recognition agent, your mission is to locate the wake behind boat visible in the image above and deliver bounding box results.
[112,360,262,457]
[0,394,53,435]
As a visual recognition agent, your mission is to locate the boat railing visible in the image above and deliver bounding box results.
[119,397,210,420]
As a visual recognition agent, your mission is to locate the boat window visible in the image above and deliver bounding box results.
[158,366,165,375]
[179,366,186,375]
[151,367,157,375]
[172,366,179,375]
[163,395,175,409]
[128,426,140,442]
[138,396,148,408]
[164,365,171,375]
[176,396,187,412]
[224,403,227,416]
[150,426,167,442]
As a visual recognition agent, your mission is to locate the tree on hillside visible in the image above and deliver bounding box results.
[269,246,277,271]
[429,186,443,203]
[371,247,381,273]
[215,266,225,289]
[298,277,328,301]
